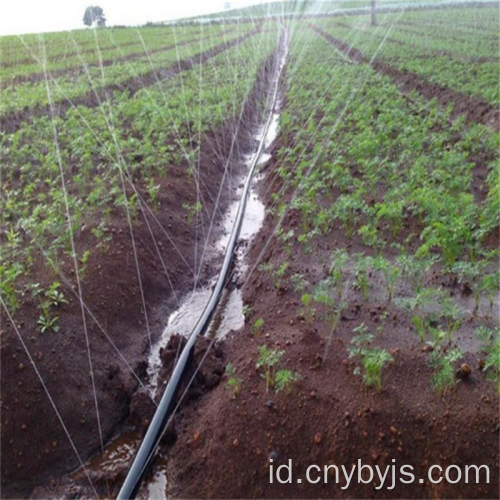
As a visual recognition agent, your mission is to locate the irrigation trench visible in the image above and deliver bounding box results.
[116,26,289,500]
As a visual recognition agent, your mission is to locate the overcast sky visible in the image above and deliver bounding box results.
[0,0,270,37]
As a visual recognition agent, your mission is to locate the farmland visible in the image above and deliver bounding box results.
[0,2,499,499]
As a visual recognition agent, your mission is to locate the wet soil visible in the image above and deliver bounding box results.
[128,29,500,497]
[160,131,499,500]
[0,43,277,499]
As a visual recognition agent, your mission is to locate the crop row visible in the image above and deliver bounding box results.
[315,12,499,105]
[0,25,232,83]
[0,25,204,67]
[252,22,498,394]
[0,26,280,320]
[0,25,258,115]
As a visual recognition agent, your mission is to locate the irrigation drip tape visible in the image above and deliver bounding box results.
[117,27,288,500]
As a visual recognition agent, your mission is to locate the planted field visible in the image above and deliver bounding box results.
[1,2,499,499]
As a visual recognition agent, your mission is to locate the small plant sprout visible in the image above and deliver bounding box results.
[300,293,315,324]
[242,304,253,321]
[395,288,439,342]
[429,348,463,396]
[256,345,292,392]
[451,260,486,313]
[329,248,349,301]
[348,324,393,392]
[260,261,290,292]
[354,254,373,301]
[225,363,242,397]
[273,261,290,291]
[277,228,295,255]
[252,317,264,336]
[37,300,60,333]
[147,177,161,210]
[481,271,499,308]
[183,201,203,225]
[475,326,500,393]
[358,223,385,255]
[312,278,347,333]
[373,256,400,303]
[439,297,462,343]
[396,253,438,295]
[46,282,68,308]
[274,369,300,393]
[78,249,91,281]
[291,273,307,292]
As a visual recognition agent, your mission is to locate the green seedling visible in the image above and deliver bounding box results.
[37,301,60,333]
[225,363,242,397]
[256,345,284,393]
[46,282,68,308]
[301,293,315,325]
[275,369,300,393]
[475,326,500,393]
[183,201,203,225]
[373,256,400,303]
[481,271,499,308]
[354,254,373,301]
[349,324,393,392]
[329,248,349,301]
[439,297,462,343]
[429,347,463,396]
[252,317,264,336]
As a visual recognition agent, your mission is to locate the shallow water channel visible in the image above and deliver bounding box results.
[80,38,288,498]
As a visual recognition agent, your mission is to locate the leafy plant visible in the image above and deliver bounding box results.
[354,254,373,301]
[373,256,400,303]
[451,260,486,313]
[439,296,462,343]
[429,347,463,396]
[259,261,289,291]
[329,248,349,301]
[256,345,284,393]
[45,282,68,308]
[396,253,438,295]
[225,363,242,397]
[475,326,500,393]
[348,324,393,391]
[395,288,439,342]
[183,201,203,224]
[78,249,91,281]
[147,177,161,210]
[481,271,499,308]
[275,369,300,393]
[300,293,315,324]
[251,317,264,336]
[37,301,60,333]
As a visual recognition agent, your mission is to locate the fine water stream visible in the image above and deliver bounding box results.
[79,36,288,499]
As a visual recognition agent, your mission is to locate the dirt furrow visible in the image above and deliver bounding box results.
[0,31,276,498]
[309,24,500,131]
[0,28,261,135]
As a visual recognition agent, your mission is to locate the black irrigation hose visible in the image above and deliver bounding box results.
[117,28,288,500]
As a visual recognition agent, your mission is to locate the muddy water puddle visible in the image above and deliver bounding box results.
[79,35,288,499]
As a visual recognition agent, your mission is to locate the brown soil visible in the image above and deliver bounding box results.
[157,127,499,500]
[0,27,262,135]
[0,42,277,499]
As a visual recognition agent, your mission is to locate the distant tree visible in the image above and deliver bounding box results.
[83,6,106,28]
